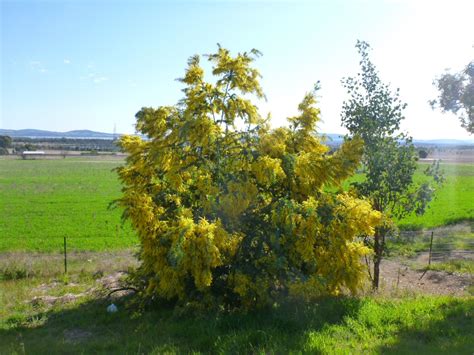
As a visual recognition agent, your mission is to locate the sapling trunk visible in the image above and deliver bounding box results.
[373,231,381,289]
[372,227,387,289]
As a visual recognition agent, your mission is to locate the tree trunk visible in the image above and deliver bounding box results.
[372,227,385,289]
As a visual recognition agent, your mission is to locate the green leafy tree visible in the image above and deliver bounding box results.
[341,40,441,289]
[418,149,428,159]
[117,46,381,309]
[0,135,12,155]
[430,60,474,133]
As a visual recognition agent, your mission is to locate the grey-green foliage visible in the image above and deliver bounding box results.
[341,40,442,288]
[430,60,473,134]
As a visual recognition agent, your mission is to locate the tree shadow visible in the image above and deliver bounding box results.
[0,296,363,354]
[378,298,474,354]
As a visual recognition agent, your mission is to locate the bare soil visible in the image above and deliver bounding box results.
[376,257,472,296]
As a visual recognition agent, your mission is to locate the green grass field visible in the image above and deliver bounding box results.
[0,158,137,252]
[1,158,473,353]
[398,163,474,229]
[0,158,472,252]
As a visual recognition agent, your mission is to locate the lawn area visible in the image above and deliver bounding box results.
[0,158,137,252]
[0,158,472,252]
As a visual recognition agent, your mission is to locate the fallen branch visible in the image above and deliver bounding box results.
[107,287,139,299]
[419,268,428,281]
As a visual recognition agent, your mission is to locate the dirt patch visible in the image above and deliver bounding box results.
[31,292,87,306]
[95,271,135,299]
[29,271,132,307]
[377,258,472,296]
[33,281,82,294]
[97,271,126,290]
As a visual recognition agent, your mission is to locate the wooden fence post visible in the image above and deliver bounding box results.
[428,231,434,266]
[419,231,434,281]
[64,236,68,274]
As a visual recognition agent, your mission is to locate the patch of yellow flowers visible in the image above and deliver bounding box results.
[117,46,381,308]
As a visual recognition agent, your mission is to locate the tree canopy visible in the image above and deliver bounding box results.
[341,40,441,288]
[431,60,474,134]
[0,136,12,155]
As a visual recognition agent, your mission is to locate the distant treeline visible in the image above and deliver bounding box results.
[12,137,120,152]
[7,136,474,154]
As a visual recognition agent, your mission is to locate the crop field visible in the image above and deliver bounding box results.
[0,158,473,252]
[0,158,137,252]
[397,162,474,229]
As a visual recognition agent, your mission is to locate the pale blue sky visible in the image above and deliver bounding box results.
[1,0,473,139]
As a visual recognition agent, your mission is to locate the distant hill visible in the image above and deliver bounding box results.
[319,133,344,145]
[319,134,474,147]
[0,129,117,139]
[1,129,473,146]
[412,139,474,146]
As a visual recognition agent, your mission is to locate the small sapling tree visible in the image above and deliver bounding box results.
[117,46,381,309]
[341,40,442,289]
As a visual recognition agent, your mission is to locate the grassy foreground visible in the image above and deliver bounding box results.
[1,252,473,354]
[1,289,472,354]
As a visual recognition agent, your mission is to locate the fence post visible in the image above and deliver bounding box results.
[419,230,434,281]
[428,231,434,266]
[64,236,68,274]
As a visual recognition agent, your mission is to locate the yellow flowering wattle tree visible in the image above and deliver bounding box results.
[117,46,381,308]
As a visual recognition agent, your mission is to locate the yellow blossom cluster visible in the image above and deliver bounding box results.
[117,47,381,308]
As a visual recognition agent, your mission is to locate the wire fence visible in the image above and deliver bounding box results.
[2,226,472,276]
[388,227,474,278]
[0,235,139,277]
